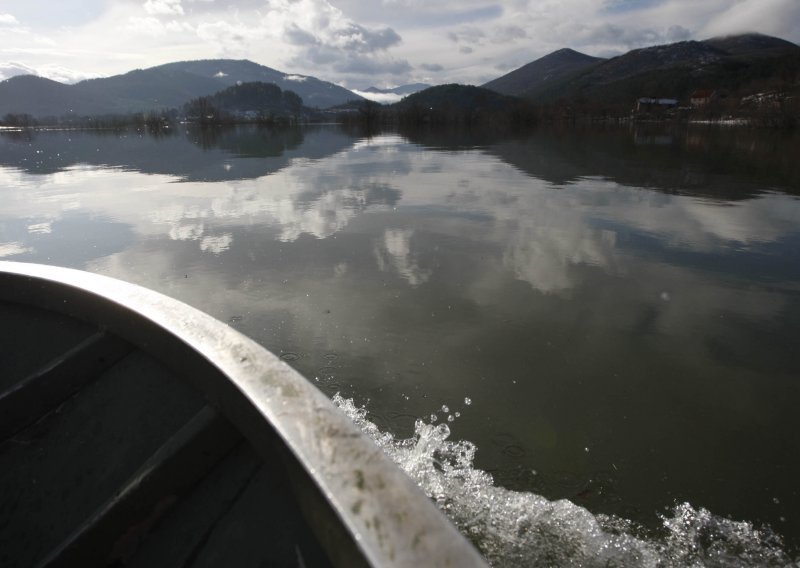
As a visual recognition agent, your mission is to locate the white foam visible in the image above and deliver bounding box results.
[333,394,793,567]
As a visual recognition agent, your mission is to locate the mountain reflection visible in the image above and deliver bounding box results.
[402,124,800,199]
[0,125,354,181]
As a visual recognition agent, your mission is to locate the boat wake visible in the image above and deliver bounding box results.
[333,395,794,567]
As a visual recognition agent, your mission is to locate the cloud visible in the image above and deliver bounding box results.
[0,14,19,26]
[325,52,412,75]
[567,22,695,51]
[448,22,526,51]
[0,60,37,80]
[263,0,403,54]
[131,0,412,82]
[143,0,184,16]
[285,18,400,54]
[36,64,102,83]
[128,16,169,36]
[272,0,411,80]
[195,19,259,55]
[449,27,486,45]
[492,25,527,44]
[602,0,664,15]
[285,23,319,47]
[420,63,443,72]
[666,24,692,42]
[0,60,98,83]
[335,24,402,53]
[700,0,800,40]
[351,89,404,104]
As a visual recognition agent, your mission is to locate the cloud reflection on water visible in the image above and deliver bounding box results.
[3,126,800,547]
[2,127,799,299]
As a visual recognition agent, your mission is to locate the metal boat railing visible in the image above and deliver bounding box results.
[0,261,487,568]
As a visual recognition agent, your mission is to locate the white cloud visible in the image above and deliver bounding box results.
[700,0,800,40]
[39,64,101,83]
[0,60,37,80]
[143,0,184,16]
[265,0,412,82]
[0,60,97,83]
[128,16,169,36]
[351,89,403,104]
[0,14,19,26]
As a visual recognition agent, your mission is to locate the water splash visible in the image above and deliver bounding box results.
[332,394,793,567]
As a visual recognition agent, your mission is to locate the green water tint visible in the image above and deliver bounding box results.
[335,395,792,567]
[1,124,798,562]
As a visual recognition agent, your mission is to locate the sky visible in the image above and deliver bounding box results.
[0,0,798,93]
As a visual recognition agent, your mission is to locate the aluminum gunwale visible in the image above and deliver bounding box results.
[0,261,487,568]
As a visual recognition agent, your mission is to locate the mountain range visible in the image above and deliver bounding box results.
[0,60,364,118]
[482,49,604,97]
[1,33,798,120]
[482,33,800,107]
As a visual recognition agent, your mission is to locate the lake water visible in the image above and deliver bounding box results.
[1,123,798,565]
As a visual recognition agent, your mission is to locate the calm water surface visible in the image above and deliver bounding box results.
[1,124,799,561]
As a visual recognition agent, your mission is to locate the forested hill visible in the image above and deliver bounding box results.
[483,33,800,111]
[183,82,306,120]
[482,48,604,97]
[0,59,363,118]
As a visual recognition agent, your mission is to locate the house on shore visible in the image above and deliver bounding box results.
[634,97,679,115]
[690,89,717,107]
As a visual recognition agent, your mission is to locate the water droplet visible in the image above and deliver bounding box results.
[584,447,590,453]
[441,405,449,413]
[464,397,472,406]
[447,415,454,422]
[454,411,461,418]
[430,414,438,422]
[773,497,780,504]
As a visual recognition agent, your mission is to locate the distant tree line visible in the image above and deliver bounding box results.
[0,82,312,130]
[338,84,540,131]
[1,113,37,127]
[0,110,179,133]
